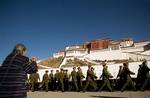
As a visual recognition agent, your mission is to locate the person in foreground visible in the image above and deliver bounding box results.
[0,43,38,98]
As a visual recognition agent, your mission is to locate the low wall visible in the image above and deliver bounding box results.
[34,61,150,82]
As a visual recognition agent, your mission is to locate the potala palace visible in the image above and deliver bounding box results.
[37,38,150,80]
[53,38,150,67]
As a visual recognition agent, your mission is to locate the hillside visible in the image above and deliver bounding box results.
[38,57,96,68]
[64,58,95,67]
[38,56,63,68]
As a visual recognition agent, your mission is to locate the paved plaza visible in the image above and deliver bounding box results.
[28,91,150,98]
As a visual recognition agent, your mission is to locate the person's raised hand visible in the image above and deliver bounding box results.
[31,56,37,62]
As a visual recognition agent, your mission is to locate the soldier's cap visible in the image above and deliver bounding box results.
[142,60,147,65]
[88,65,91,67]
[45,70,49,72]
[73,66,76,69]
[119,65,122,67]
[77,67,81,69]
[60,68,63,71]
[123,62,128,66]
[91,67,94,69]
[102,63,106,67]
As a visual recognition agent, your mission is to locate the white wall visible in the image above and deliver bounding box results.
[85,50,127,60]
[66,51,87,57]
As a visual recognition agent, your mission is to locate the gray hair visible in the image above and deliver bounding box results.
[12,43,27,56]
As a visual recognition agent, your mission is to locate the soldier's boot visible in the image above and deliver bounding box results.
[99,80,107,92]
[46,83,49,92]
[121,80,129,92]
[83,81,89,92]
[92,82,98,91]
[75,83,79,92]
[80,83,84,92]
[140,79,149,91]
[61,84,64,92]
[106,81,113,92]
[31,82,35,92]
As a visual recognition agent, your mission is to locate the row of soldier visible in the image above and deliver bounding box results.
[28,60,150,92]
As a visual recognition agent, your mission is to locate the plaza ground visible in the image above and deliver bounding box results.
[28,91,150,98]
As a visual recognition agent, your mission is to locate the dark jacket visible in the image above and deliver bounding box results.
[0,54,37,98]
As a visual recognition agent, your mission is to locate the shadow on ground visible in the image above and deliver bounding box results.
[91,95,127,98]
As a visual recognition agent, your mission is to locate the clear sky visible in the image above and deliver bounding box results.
[0,0,150,64]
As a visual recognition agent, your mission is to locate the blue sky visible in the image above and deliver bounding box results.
[0,0,150,64]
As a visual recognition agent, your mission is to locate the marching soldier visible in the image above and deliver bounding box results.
[54,70,60,91]
[34,72,40,91]
[83,65,98,92]
[29,72,40,92]
[49,70,54,90]
[64,70,69,91]
[140,60,150,91]
[58,68,65,92]
[91,67,98,80]
[136,64,143,90]
[77,67,85,91]
[99,64,112,92]
[69,67,79,91]
[116,66,124,89]
[29,73,35,91]
[42,70,49,92]
[121,62,136,92]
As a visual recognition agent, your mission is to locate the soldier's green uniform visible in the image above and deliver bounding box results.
[58,69,65,92]
[29,74,35,91]
[121,63,136,92]
[34,73,40,91]
[29,72,40,91]
[69,67,79,91]
[77,67,85,91]
[99,65,112,92]
[54,70,59,90]
[64,70,69,91]
[34,73,40,82]
[49,70,54,90]
[49,72,54,82]
[42,71,49,92]
[116,66,124,89]
[140,60,150,91]
[83,66,97,92]
[136,65,143,89]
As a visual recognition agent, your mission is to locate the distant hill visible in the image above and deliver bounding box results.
[38,56,63,68]
[38,57,96,68]
[64,58,95,67]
